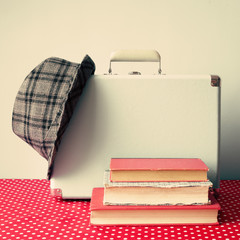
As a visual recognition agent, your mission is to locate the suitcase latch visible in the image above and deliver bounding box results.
[128,71,141,75]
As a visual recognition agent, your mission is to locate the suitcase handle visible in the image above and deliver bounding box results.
[108,49,162,74]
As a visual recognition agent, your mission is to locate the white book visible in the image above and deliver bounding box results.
[103,170,213,206]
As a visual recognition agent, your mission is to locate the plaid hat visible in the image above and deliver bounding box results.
[12,55,95,179]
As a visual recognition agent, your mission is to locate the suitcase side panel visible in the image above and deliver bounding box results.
[51,75,220,198]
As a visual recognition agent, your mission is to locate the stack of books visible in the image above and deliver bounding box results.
[90,158,220,225]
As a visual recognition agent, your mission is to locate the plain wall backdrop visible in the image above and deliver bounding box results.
[0,0,239,179]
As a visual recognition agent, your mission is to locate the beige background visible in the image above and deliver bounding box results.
[0,0,239,179]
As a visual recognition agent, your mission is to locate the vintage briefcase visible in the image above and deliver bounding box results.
[49,50,221,199]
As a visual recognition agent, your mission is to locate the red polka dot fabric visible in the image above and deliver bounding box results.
[0,179,239,240]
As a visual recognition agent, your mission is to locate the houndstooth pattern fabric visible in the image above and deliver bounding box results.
[12,55,95,179]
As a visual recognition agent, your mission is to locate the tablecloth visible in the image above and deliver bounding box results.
[0,179,239,240]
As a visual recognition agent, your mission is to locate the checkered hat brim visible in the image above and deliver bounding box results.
[12,55,95,179]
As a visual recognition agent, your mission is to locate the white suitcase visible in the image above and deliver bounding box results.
[50,50,221,199]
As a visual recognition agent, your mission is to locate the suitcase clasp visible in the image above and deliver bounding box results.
[128,71,141,75]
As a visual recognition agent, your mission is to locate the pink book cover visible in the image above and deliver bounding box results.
[110,158,209,171]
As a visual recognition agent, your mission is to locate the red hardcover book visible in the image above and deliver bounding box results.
[110,158,209,182]
[90,188,220,226]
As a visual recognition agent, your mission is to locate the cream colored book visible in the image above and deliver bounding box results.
[103,170,212,206]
